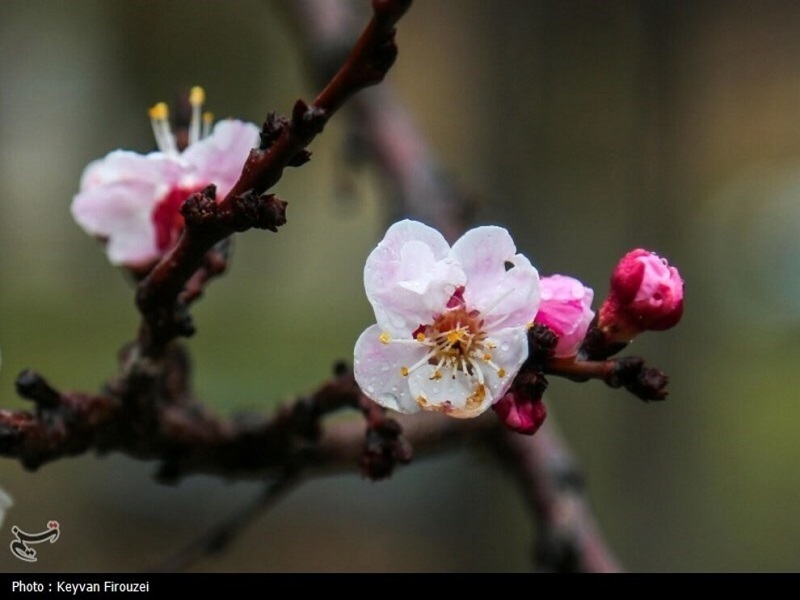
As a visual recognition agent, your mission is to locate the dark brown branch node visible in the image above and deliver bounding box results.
[226,192,288,232]
[605,357,669,401]
[579,322,628,361]
[361,416,412,480]
[527,324,558,367]
[15,370,61,409]
[259,112,311,166]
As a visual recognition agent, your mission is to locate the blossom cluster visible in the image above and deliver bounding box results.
[354,220,684,434]
[66,88,683,438]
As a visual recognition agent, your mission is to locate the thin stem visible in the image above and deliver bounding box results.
[152,470,302,572]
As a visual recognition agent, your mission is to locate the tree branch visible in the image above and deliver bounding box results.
[493,422,621,573]
[280,0,475,244]
[153,470,302,573]
[136,0,413,355]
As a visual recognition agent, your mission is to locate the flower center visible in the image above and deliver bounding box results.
[147,86,215,252]
[381,287,507,387]
[152,185,203,252]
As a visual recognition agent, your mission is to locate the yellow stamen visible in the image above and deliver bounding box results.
[416,333,426,342]
[379,332,391,344]
[189,86,205,106]
[401,367,410,377]
[188,87,206,146]
[497,368,506,378]
[202,112,214,139]
[148,102,177,155]
[148,102,169,121]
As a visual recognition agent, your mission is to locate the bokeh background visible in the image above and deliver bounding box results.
[1,0,799,572]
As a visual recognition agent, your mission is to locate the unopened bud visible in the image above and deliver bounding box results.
[492,391,547,436]
[535,275,595,357]
[598,249,684,343]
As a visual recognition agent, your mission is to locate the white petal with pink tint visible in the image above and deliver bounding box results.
[450,226,540,329]
[354,325,427,414]
[180,120,260,198]
[364,219,465,336]
[72,179,162,265]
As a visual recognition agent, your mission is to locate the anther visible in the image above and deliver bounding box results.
[188,86,205,145]
[148,102,178,155]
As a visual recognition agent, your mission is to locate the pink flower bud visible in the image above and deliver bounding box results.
[598,249,684,342]
[534,275,595,357]
[492,391,547,435]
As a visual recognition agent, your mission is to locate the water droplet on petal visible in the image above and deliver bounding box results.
[378,392,398,407]
[500,343,510,352]
[381,365,389,373]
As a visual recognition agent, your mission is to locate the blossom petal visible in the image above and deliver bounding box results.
[181,119,259,198]
[79,150,183,192]
[354,325,426,414]
[72,179,161,265]
[364,220,466,336]
[482,327,530,397]
[408,368,489,417]
[449,226,540,329]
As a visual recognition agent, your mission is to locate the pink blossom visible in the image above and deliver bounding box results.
[535,274,595,357]
[598,248,684,342]
[71,88,259,267]
[354,220,540,418]
[492,391,547,435]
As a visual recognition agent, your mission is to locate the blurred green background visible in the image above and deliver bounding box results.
[2,0,800,572]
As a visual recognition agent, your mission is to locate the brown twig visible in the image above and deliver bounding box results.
[153,470,302,573]
[493,421,621,573]
[281,0,474,244]
[136,0,413,355]
[1,363,364,481]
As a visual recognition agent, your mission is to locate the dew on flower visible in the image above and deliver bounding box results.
[354,219,540,418]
